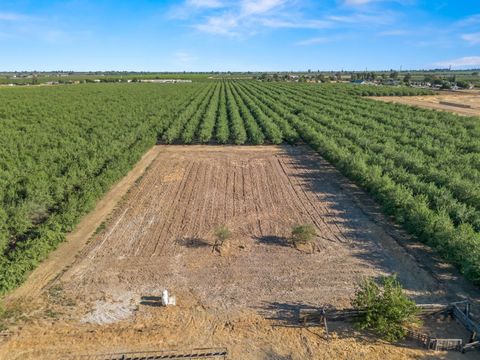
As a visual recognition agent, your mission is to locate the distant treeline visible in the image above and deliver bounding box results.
[1,70,479,87]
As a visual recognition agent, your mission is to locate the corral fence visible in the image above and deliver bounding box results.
[405,329,462,351]
[298,301,480,353]
[64,347,228,360]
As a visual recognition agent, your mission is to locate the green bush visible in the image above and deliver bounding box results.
[213,225,232,250]
[352,275,419,342]
[290,224,316,247]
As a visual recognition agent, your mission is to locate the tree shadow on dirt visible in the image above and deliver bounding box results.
[177,237,211,249]
[257,301,319,327]
[254,235,290,247]
[258,301,455,356]
[278,145,480,307]
[258,301,381,344]
[261,350,293,360]
[140,295,163,307]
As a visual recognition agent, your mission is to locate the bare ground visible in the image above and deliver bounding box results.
[371,90,480,116]
[1,145,479,360]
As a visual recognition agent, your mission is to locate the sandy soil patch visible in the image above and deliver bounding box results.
[371,90,480,116]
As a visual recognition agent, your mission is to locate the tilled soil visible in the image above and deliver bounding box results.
[1,145,478,359]
[60,145,439,309]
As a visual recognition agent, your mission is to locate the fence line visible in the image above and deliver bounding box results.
[298,301,480,353]
[64,347,228,360]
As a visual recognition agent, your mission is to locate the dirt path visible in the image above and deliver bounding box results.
[7,145,163,302]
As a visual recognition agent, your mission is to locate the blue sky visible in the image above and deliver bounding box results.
[0,0,479,71]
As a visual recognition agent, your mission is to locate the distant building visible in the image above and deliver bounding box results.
[383,79,400,86]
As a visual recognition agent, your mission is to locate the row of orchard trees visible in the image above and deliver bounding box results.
[238,80,480,283]
[160,80,433,145]
[0,83,203,293]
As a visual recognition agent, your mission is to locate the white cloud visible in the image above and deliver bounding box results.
[177,0,396,39]
[434,56,480,68]
[342,0,413,6]
[175,51,198,63]
[168,0,225,20]
[343,0,376,5]
[194,14,239,35]
[191,0,331,36]
[187,0,224,8]
[0,12,76,44]
[296,36,331,46]
[342,0,392,6]
[260,18,331,29]
[0,12,32,21]
[455,14,480,28]
[462,32,480,45]
[241,0,285,15]
[379,29,408,36]
[195,15,331,36]
[327,13,394,26]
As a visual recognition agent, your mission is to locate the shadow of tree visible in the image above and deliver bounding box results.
[279,145,477,306]
[259,301,472,358]
[254,235,290,247]
[257,301,319,326]
[140,295,162,307]
[177,237,210,249]
[261,350,293,360]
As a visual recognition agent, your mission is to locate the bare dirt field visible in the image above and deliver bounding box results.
[1,145,479,360]
[372,90,480,116]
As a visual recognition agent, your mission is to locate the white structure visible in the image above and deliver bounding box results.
[161,289,176,306]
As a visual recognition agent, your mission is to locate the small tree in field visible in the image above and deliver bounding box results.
[352,275,419,342]
[290,224,316,248]
[213,225,231,252]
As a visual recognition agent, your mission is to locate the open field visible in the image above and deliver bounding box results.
[372,90,480,116]
[2,145,479,359]
[1,80,479,301]
[57,145,440,306]
[0,81,479,358]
